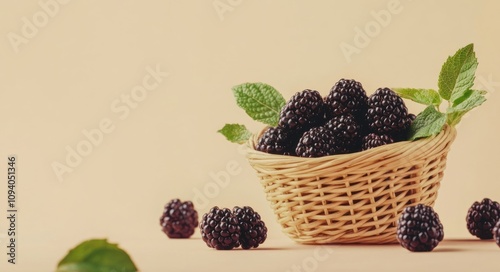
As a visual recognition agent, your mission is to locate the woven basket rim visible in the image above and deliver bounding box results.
[247,125,456,162]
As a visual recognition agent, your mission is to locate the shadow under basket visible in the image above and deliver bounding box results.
[246,126,456,244]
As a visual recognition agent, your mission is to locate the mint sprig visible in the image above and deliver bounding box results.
[232,83,285,126]
[218,124,252,144]
[395,43,486,140]
[56,239,138,272]
[219,83,285,143]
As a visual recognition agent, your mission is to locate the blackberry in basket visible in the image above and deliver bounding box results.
[255,127,299,156]
[361,133,394,151]
[366,88,410,136]
[324,78,368,120]
[278,89,326,133]
[324,114,362,152]
[295,126,347,157]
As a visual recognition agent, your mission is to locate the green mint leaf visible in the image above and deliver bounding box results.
[394,88,441,106]
[438,43,478,101]
[57,239,138,272]
[409,105,447,140]
[446,89,486,126]
[232,83,285,126]
[218,124,252,144]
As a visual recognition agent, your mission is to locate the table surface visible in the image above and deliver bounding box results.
[4,236,500,271]
[128,237,498,272]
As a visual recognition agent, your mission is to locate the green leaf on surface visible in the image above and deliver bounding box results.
[438,43,478,101]
[409,105,447,140]
[218,123,252,144]
[446,89,487,126]
[56,239,138,272]
[232,82,285,126]
[394,88,441,106]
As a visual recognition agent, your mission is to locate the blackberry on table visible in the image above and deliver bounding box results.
[160,199,198,238]
[200,207,241,250]
[324,114,362,152]
[233,206,267,249]
[397,204,444,252]
[493,220,500,247]
[278,89,326,132]
[256,127,298,156]
[466,198,500,239]
[324,78,368,120]
[361,133,394,151]
[366,88,410,136]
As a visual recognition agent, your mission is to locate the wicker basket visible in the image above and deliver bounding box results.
[246,125,457,244]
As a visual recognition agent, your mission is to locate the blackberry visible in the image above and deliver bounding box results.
[160,199,198,238]
[361,133,394,151]
[255,127,298,156]
[408,113,416,122]
[466,198,500,239]
[324,114,362,152]
[233,206,267,249]
[493,220,500,247]
[200,207,241,250]
[278,89,326,132]
[366,88,410,136]
[397,204,444,252]
[324,78,368,119]
[295,126,347,157]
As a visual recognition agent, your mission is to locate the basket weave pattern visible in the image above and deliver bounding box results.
[246,126,456,244]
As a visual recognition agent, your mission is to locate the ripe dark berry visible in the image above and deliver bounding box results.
[160,199,198,238]
[466,198,500,239]
[233,206,267,249]
[256,127,299,156]
[278,89,326,132]
[200,207,241,250]
[397,204,444,252]
[493,220,500,247]
[361,133,394,151]
[366,88,410,136]
[324,78,368,120]
[295,126,347,157]
[324,114,362,152]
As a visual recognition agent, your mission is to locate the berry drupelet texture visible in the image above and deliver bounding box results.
[397,204,444,252]
[361,133,394,151]
[324,79,368,120]
[324,114,362,152]
[366,88,410,136]
[295,126,347,157]
[278,89,326,133]
[466,198,500,239]
[160,199,198,238]
[255,127,298,156]
[493,220,500,247]
[233,206,268,249]
[200,207,241,250]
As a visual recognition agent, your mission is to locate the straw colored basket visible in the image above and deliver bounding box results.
[246,125,456,244]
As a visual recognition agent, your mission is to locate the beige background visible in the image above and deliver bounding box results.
[1,0,499,271]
